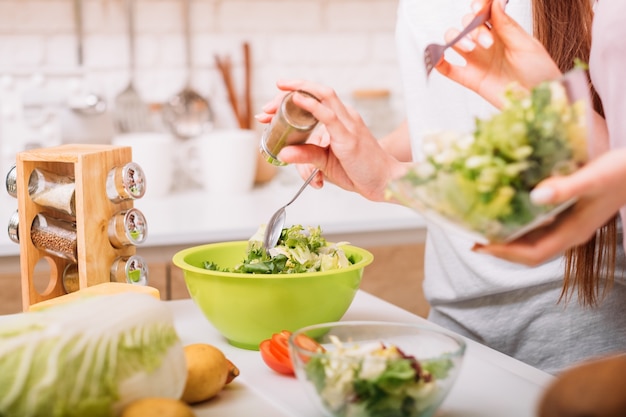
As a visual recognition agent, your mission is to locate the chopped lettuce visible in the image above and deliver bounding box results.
[387,72,589,242]
[204,225,354,274]
[304,338,453,417]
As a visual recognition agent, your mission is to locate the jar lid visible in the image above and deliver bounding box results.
[121,207,148,246]
[106,162,146,202]
[111,255,148,286]
[5,165,17,198]
[7,210,19,244]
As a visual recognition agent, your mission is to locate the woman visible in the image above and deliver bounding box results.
[257,0,626,374]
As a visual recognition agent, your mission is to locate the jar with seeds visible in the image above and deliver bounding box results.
[62,263,80,293]
[8,211,78,262]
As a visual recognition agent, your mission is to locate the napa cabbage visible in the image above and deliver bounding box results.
[0,292,187,417]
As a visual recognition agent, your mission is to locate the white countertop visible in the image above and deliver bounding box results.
[174,290,554,417]
[0,290,553,415]
[0,169,426,258]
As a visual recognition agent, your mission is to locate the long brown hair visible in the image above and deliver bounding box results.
[532,0,617,306]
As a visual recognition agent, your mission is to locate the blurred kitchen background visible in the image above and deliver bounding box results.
[0,0,402,172]
[0,0,428,317]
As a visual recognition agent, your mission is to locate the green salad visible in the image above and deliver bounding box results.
[203,225,354,274]
[304,336,453,417]
[387,72,589,242]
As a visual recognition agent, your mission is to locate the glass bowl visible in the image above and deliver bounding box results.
[386,69,591,243]
[288,321,466,417]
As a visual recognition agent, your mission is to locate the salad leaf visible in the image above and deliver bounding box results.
[204,225,353,274]
[304,341,444,417]
[422,357,454,380]
[387,72,589,242]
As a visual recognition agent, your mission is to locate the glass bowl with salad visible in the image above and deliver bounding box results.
[171,225,374,350]
[288,321,466,417]
[386,69,591,243]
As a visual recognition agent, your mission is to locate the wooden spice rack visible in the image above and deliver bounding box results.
[14,144,137,310]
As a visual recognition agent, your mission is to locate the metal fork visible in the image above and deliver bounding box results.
[423,0,494,77]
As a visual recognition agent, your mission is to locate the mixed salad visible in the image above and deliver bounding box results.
[203,224,354,274]
[387,71,589,242]
[304,336,453,417]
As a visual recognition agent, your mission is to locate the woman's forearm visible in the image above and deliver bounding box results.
[377,120,413,162]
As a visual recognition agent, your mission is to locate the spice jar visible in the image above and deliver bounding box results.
[5,165,75,216]
[8,211,78,261]
[260,90,320,166]
[63,257,149,293]
[106,162,146,203]
[108,208,148,248]
[62,263,80,293]
[110,255,148,286]
[9,211,79,262]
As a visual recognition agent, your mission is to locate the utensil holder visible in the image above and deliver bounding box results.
[12,144,139,310]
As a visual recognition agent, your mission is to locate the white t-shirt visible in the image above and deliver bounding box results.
[590,0,626,250]
[395,0,626,374]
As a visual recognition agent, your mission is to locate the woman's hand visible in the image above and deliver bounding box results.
[473,148,626,265]
[256,80,408,202]
[435,0,562,108]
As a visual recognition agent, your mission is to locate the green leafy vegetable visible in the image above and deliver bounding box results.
[304,340,451,417]
[0,293,187,417]
[204,225,353,274]
[387,73,588,242]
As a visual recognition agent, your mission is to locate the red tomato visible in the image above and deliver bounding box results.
[260,331,294,375]
[294,333,324,352]
[259,330,325,375]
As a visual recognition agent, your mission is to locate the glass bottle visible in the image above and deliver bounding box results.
[106,162,146,203]
[29,167,76,216]
[260,90,320,166]
[5,165,75,216]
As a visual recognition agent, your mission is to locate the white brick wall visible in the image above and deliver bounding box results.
[0,0,402,148]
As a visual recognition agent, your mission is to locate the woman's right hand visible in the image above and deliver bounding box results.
[256,80,408,202]
[435,0,562,108]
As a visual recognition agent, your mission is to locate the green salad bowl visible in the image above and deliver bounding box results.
[172,241,374,350]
